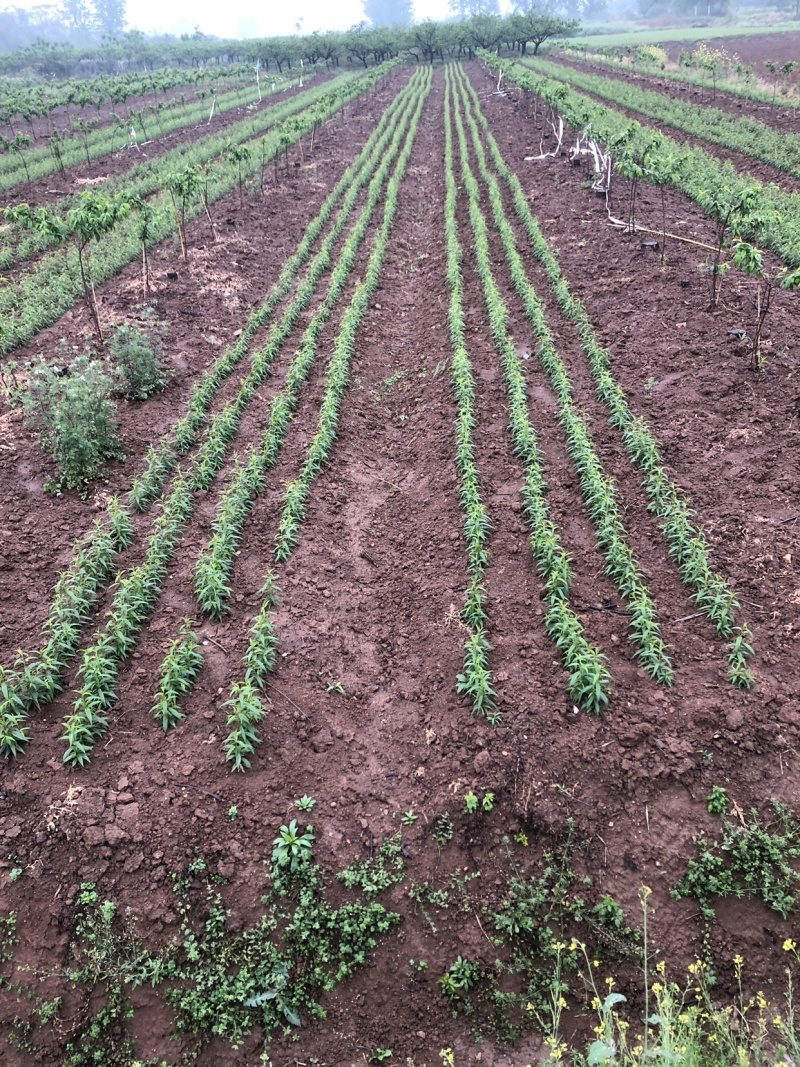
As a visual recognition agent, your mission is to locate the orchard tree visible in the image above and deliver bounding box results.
[407,20,445,62]
[509,5,579,54]
[5,191,131,343]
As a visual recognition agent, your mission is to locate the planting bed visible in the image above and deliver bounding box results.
[0,58,799,1066]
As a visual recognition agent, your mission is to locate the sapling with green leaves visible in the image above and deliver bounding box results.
[698,184,758,311]
[222,140,250,207]
[3,132,32,185]
[732,240,800,369]
[6,192,133,343]
[133,197,155,299]
[165,165,201,261]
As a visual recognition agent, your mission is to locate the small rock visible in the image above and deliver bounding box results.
[83,826,106,847]
[105,824,129,846]
[726,708,744,731]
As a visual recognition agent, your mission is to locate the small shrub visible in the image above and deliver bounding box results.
[109,321,166,400]
[23,353,123,497]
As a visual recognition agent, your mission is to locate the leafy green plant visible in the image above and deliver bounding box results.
[108,318,166,400]
[401,810,418,826]
[706,785,729,815]
[368,1048,392,1063]
[295,795,316,812]
[339,835,406,898]
[432,812,454,848]
[150,619,203,731]
[674,801,800,962]
[271,819,315,874]
[167,852,400,1047]
[440,954,483,1000]
[23,352,124,497]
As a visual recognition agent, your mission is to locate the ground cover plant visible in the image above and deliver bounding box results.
[0,46,799,1067]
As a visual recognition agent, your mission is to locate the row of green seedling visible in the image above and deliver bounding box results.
[151,618,204,731]
[460,68,754,688]
[193,71,428,620]
[222,69,432,771]
[559,44,800,112]
[478,51,800,271]
[448,69,611,715]
[455,64,674,687]
[441,67,495,722]
[272,71,430,563]
[0,69,310,197]
[0,68,335,270]
[0,71,413,759]
[0,60,256,140]
[524,56,800,187]
[57,75,423,766]
[130,66,417,512]
[0,499,134,758]
[61,475,194,765]
[0,61,400,354]
[223,572,279,771]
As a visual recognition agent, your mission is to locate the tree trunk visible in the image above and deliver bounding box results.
[78,245,103,344]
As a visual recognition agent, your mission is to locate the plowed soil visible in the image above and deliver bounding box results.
[553,53,800,133]
[0,74,335,216]
[0,61,799,1066]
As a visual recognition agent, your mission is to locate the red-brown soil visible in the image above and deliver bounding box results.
[0,61,799,1065]
[0,74,336,218]
[553,52,800,133]
[530,55,800,198]
[0,67,293,151]
[661,31,800,67]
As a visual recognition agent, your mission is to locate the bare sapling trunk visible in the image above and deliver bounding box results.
[77,244,103,343]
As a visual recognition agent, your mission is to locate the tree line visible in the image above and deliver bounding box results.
[0,8,580,78]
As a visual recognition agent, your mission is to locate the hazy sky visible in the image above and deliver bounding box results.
[4,0,459,39]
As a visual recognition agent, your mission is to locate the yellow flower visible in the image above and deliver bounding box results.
[783,938,797,952]
[593,960,600,969]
